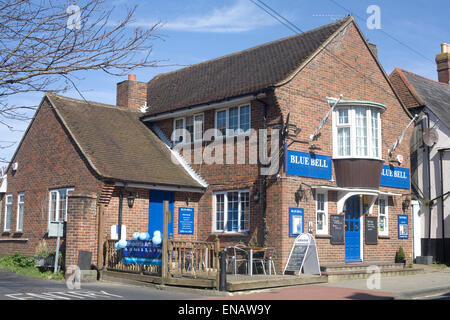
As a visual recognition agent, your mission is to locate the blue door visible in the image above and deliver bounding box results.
[148,190,174,239]
[345,195,361,262]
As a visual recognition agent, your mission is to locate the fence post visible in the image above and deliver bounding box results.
[161,200,169,284]
[219,250,227,291]
[104,240,109,268]
[214,236,221,290]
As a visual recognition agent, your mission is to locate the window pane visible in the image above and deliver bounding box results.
[50,191,58,222]
[317,193,324,211]
[5,196,12,230]
[338,109,349,124]
[239,192,250,231]
[215,194,224,231]
[216,110,227,136]
[380,216,385,232]
[338,127,350,156]
[185,116,194,143]
[228,107,239,134]
[371,110,380,158]
[317,212,324,231]
[355,108,368,156]
[194,114,204,141]
[59,189,67,221]
[174,119,184,143]
[227,192,239,232]
[18,194,24,231]
[239,105,250,133]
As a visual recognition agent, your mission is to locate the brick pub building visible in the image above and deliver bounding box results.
[0,17,415,273]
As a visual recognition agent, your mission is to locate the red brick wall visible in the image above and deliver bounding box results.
[66,193,98,266]
[0,98,103,258]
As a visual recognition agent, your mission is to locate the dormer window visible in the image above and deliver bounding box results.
[332,100,385,159]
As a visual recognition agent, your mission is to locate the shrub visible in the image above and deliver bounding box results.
[35,240,50,258]
[0,253,34,268]
[395,246,406,262]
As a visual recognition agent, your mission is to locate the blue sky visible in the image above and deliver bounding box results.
[1,0,449,164]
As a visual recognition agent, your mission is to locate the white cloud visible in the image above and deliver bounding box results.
[133,0,279,33]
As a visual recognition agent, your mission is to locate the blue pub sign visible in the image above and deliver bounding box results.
[398,215,409,239]
[285,149,332,180]
[178,207,194,234]
[380,165,410,189]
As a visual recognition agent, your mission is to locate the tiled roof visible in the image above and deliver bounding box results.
[390,68,450,129]
[144,16,352,116]
[46,93,205,190]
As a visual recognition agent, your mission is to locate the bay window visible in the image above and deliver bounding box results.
[213,190,250,233]
[333,104,383,159]
[215,104,251,137]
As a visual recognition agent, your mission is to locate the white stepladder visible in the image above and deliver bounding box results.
[283,233,321,276]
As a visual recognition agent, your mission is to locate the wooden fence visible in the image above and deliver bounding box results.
[104,238,220,288]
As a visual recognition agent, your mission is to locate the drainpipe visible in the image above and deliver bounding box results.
[425,112,432,257]
[256,91,269,245]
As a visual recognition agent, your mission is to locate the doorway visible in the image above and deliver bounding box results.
[148,190,174,239]
[345,195,362,262]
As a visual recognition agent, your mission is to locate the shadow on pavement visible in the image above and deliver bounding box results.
[345,292,394,300]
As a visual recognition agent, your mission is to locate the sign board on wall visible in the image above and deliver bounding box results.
[178,207,194,234]
[289,208,304,237]
[330,215,345,244]
[285,150,332,180]
[380,165,410,189]
[365,216,378,245]
[398,215,409,239]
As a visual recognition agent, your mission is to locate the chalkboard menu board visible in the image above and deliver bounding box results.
[284,233,321,275]
[285,243,308,272]
[330,215,345,244]
[365,216,378,245]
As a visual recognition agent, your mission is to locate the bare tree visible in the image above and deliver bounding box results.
[0,0,162,162]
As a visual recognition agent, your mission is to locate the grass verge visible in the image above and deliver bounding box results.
[0,253,64,280]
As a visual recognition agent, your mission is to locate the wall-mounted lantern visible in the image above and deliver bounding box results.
[295,185,305,205]
[402,195,411,212]
[253,188,260,203]
[127,193,135,209]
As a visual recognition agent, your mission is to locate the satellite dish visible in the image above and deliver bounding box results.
[423,127,439,147]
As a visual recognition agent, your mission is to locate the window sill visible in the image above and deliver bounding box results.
[0,238,28,241]
[315,234,331,239]
[211,232,249,237]
[378,235,390,239]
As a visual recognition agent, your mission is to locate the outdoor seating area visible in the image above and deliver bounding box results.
[224,245,277,276]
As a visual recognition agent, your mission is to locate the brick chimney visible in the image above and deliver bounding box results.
[116,74,147,110]
[436,43,450,84]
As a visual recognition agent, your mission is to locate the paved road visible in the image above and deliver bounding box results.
[0,270,210,300]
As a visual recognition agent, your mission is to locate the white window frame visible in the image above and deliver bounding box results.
[315,191,328,235]
[48,188,74,230]
[173,113,204,144]
[16,192,25,232]
[214,104,251,138]
[4,194,12,232]
[378,196,389,236]
[332,106,382,160]
[213,190,250,233]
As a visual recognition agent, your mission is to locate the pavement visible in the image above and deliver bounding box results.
[1,264,449,300]
[0,269,211,300]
